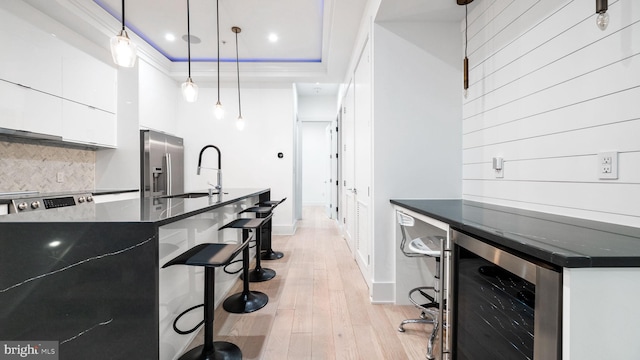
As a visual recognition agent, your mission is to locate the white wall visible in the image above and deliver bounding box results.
[297,94,340,121]
[301,122,331,205]
[372,21,463,302]
[462,0,640,227]
[178,84,296,234]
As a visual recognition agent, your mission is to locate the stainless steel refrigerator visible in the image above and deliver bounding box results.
[140,130,184,197]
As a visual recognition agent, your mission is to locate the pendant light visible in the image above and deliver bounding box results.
[214,0,224,119]
[457,0,473,98]
[232,26,245,131]
[110,0,137,67]
[596,0,609,31]
[181,0,198,102]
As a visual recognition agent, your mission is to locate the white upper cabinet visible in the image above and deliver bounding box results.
[0,6,117,148]
[0,80,63,136]
[62,46,116,114]
[0,8,62,96]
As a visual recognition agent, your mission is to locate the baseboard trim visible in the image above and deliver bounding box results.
[371,281,395,304]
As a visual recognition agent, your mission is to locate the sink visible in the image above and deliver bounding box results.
[160,192,213,199]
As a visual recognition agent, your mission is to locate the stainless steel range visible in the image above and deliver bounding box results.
[9,192,94,214]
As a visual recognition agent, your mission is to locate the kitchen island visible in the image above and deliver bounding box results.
[0,188,270,360]
[391,199,640,360]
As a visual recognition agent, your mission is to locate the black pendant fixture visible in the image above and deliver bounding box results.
[458,0,473,97]
[214,0,224,119]
[596,0,609,30]
[181,0,198,102]
[110,0,137,67]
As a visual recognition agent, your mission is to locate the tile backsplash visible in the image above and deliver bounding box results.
[0,139,95,193]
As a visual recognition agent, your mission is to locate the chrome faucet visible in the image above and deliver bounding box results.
[197,145,222,194]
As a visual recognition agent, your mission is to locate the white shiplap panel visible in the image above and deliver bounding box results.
[468,0,571,89]
[463,52,640,139]
[464,86,640,149]
[466,15,640,132]
[466,0,534,57]
[463,119,640,164]
[463,152,640,183]
[461,192,640,228]
[465,5,640,131]
[462,179,640,219]
[467,0,591,104]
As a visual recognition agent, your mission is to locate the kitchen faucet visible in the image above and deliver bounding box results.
[197,145,222,194]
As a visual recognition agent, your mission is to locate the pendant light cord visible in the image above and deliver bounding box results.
[216,0,221,103]
[235,30,241,118]
[187,0,191,78]
[121,0,126,31]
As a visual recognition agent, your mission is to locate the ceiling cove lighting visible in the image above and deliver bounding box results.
[181,0,198,102]
[457,0,473,98]
[110,0,137,67]
[596,0,609,31]
[233,26,245,131]
[214,0,224,119]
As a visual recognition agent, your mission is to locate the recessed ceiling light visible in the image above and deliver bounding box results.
[268,33,278,42]
[182,34,202,44]
[165,33,176,42]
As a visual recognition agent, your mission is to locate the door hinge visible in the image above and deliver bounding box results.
[336,126,339,132]
[336,206,339,213]
[336,180,339,186]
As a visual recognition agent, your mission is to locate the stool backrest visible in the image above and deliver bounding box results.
[397,211,423,258]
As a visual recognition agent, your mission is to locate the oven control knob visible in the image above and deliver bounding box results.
[86,195,94,202]
[18,202,28,211]
[31,201,40,209]
[78,196,85,203]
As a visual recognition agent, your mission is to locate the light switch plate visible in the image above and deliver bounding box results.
[598,151,618,179]
[492,157,504,178]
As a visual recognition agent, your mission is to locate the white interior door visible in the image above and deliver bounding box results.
[341,80,356,254]
[353,39,372,285]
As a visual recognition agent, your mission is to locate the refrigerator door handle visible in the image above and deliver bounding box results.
[165,153,172,195]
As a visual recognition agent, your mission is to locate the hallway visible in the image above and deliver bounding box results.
[186,206,430,359]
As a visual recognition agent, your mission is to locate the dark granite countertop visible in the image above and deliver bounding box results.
[390,199,640,268]
[0,188,268,226]
[92,189,138,196]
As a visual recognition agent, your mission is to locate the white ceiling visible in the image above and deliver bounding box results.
[17,0,475,95]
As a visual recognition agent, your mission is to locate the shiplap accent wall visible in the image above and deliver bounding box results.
[462,0,640,227]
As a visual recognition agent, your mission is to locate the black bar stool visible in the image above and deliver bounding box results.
[238,206,276,282]
[220,215,272,314]
[162,237,252,360]
[255,197,286,260]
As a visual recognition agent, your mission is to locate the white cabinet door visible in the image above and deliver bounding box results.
[62,100,116,147]
[0,80,62,136]
[62,48,116,113]
[0,8,62,96]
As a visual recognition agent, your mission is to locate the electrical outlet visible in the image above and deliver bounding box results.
[598,152,618,180]
[57,172,64,183]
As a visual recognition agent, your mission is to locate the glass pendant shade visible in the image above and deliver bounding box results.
[110,30,137,67]
[236,116,245,131]
[214,101,225,119]
[182,78,198,102]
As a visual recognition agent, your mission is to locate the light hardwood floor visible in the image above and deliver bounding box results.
[184,206,432,359]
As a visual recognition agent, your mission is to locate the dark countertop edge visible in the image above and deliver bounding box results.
[390,198,639,269]
[152,188,270,227]
[92,189,139,196]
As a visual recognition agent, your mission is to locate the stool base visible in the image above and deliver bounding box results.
[261,250,284,260]
[178,342,241,360]
[223,291,268,314]
[241,267,276,282]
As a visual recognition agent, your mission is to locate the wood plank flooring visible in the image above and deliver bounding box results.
[184,206,432,359]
